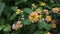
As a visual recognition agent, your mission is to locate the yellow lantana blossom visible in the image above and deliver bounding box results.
[16,9,22,14]
[32,4,36,9]
[45,15,51,22]
[46,32,51,34]
[40,2,46,6]
[29,12,38,23]
[53,7,59,13]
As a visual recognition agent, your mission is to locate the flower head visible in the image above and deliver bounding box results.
[52,23,56,28]
[51,20,56,28]
[16,21,21,25]
[29,12,38,23]
[32,4,36,9]
[16,9,22,14]
[12,24,16,30]
[51,20,56,24]
[45,15,51,22]
[52,7,59,13]
[40,2,46,6]
[12,21,23,30]
[32,4,36,7]
[44,9,49,15]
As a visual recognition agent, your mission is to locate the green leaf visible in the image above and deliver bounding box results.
[37,21,52,30]
[45,5,52,9]
[37,21,46,29]
[3,24,11,32]
[15,0,27,5]
[0,0,2,2]
[0,25,3,31]
[9,14,17,20]
[18,15,22,21]
[19,0,27,2]
[0,2,5,16]
[43,0,49,2]
[23,19,31,25]
[0,18,5,24]
[23,8,33,14]
[33,30,43,34]
[11,6,17,12]
[30,24,36,33]
[44,31,49,34]
[7,13,11,18]
[44,24,52,30]
[57,12,60,16]
[58,33,60,34]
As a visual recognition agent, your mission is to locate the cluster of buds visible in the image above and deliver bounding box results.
[32,4,36,8]
[32,4,36,9]
[21,15,24,20]
[35,9,42,14]
[12,21,23,30]
[35,9,42,19]
[16,9,23,15]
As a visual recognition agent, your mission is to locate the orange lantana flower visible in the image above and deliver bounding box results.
[29,12,38,23]
[53,7,59,13]
[45,15,51,22]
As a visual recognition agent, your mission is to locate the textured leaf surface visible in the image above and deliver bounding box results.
[0,2,5,16]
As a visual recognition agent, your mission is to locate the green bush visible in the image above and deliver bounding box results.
[0,0,60,34]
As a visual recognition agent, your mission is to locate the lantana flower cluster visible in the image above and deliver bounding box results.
[11,2,60,34]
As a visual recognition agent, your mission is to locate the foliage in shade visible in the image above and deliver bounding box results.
[0,0,60,34]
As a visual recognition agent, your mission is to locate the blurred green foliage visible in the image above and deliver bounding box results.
[0,0,60,34]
